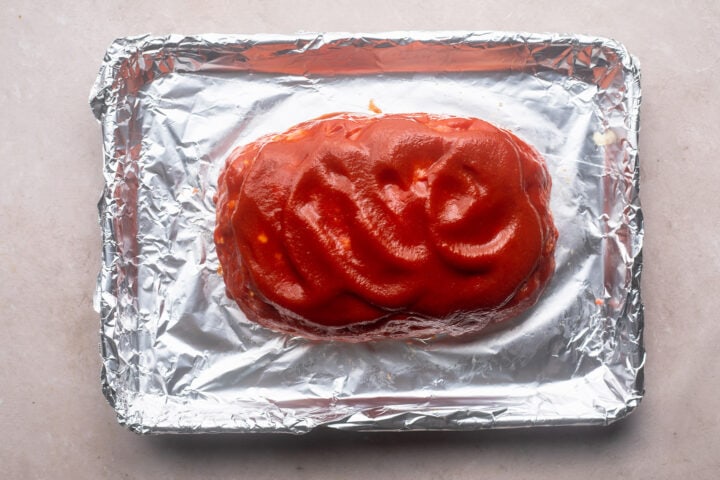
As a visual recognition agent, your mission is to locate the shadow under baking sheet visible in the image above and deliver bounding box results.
[141,412,639,466]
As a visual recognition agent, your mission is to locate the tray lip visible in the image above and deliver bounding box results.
[90,30,641,120]
[91,31,644,434]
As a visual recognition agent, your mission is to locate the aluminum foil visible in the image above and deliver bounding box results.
[90,32,644,434]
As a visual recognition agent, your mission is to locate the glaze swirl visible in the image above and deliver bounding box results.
[214,113,557,341]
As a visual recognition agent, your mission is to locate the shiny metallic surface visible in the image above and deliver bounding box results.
[90,32,643,434]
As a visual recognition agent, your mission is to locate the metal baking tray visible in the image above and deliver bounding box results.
[90,32,644,433]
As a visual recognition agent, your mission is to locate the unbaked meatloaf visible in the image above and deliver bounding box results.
[214,113,557,341]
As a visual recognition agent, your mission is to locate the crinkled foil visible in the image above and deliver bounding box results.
[90,32,644,434]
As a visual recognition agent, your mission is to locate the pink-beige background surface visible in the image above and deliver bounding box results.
[1,1,718,478]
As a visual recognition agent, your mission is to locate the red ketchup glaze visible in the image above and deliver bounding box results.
[214,113,558,341]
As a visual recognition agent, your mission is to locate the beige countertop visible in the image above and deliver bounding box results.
[2,1,719,478]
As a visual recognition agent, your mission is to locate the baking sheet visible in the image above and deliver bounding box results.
[90,32,644,433]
